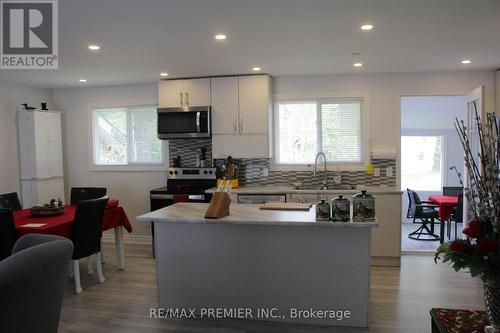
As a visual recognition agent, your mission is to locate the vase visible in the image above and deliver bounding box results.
[484,279,500,332]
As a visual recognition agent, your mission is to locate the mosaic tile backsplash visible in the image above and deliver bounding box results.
[236,158,397,187]
[168,140,396,187]
[168,139,212,166]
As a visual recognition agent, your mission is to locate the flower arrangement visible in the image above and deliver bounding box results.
[435,105,500,282]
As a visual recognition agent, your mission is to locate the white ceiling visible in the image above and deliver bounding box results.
[1,0,499,88]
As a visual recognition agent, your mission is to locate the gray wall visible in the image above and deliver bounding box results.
[0,80,53,196]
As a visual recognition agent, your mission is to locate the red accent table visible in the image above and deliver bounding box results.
[13,204,132,270]
[428,195,459,243]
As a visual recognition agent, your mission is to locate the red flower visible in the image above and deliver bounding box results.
[449,241,468,252]
[475,239,499,253]
[463,220,482,238]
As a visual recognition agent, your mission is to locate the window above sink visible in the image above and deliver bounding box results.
[272,96,368,171]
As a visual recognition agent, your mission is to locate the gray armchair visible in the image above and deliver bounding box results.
[0,234,73,333]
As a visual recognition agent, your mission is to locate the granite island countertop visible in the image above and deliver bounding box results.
[136,202,378,228]
[205,185,402,195]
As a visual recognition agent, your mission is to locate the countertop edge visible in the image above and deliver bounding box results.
[136,215,379,228]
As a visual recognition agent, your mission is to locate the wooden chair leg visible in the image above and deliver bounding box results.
[96,252,106,283]
[87,256,93,275]
[73,259,82,294]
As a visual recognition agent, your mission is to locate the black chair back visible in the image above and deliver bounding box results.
[455,193,464,223]
[0,209,17,261]
[70,187,107,205]
[0,234,73,333]
[443,186,463,196]
[72,197,109,260]
[0,192,22,211]
[407,189,423,217]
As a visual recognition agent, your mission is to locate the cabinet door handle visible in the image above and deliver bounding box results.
[239,117,243,133]
[180,92,183,106]
[233,120,238,133]
[186,92,190,106]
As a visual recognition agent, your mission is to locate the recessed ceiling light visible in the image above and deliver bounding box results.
[79,79,87,83]
[461,59,472,64]
[353,62,363,67]
[252,67,261,71]
[88,44,100,50]
[214,34,227,40]
[360,24,374,31]
[160,72,169,77]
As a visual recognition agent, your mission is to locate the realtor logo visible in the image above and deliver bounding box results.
[1,0,58,69]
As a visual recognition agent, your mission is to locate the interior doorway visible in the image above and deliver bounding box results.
[400,95,466,252]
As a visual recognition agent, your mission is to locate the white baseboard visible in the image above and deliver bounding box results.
[102,233,152,245]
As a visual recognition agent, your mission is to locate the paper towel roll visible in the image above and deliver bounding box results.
[371,148,396,159]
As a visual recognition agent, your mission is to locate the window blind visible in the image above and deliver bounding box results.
[92,106,162,166]
[277,102,317,164]
[321,102,362,162]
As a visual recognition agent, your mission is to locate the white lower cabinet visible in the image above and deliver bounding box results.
[21,178,65,208]
[212,134,269,158]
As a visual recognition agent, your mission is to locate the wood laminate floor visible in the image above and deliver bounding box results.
[59,243,484,333]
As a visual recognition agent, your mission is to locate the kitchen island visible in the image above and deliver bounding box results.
[137,203,378,327]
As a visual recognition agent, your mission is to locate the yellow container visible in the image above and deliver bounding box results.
[217,179,239,189]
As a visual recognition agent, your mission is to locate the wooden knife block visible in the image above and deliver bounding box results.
[205,192,230,219]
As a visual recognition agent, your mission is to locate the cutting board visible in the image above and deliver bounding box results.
[259,202,312,211]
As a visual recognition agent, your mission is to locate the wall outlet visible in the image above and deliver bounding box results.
[262,168,269,177]
[386,166,393,178]
[374,167,380,177]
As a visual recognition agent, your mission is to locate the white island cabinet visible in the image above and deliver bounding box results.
[137,203,377,327]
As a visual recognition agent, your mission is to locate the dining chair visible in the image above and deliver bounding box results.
[0,234,73,333]
[407,189,440,241]
[70,187,107,205]
[0,192,22,211]
[0,209,17,261]
[449,193,464,240]
[443,186,463,196]
[70,197,109,294]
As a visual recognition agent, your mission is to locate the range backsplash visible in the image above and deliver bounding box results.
[237,158,397,187]
[168,139,212,166]
[167,140,396,187]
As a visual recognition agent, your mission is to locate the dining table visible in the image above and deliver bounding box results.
[428,195,459,243]
[12,199,132,270]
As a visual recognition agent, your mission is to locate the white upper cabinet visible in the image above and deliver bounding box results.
[18,111,64,180]
[183,78,211,107]
[158,80,184,107]
[211,76,239,134]
[238,75,270,134]
[158,78,210,108]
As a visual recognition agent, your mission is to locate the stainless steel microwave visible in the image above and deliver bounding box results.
[157,106,211,139]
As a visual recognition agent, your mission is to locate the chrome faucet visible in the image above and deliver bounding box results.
[313,152,328,190]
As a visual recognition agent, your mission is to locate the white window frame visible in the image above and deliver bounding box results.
[271,94,369,171]
[88,102,168,172]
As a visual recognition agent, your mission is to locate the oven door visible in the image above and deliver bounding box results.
[157,106,211,139]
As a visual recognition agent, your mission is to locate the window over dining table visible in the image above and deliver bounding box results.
[92,105,164,166]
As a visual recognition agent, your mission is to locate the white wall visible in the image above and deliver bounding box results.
[273,70,496,189]
[0,80,53,196]
[52,83,161,237]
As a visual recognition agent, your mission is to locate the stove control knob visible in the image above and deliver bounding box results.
[204,171,208,174]
[209,171,213,174]
[169,171,173,175]
[174,171,178,175]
